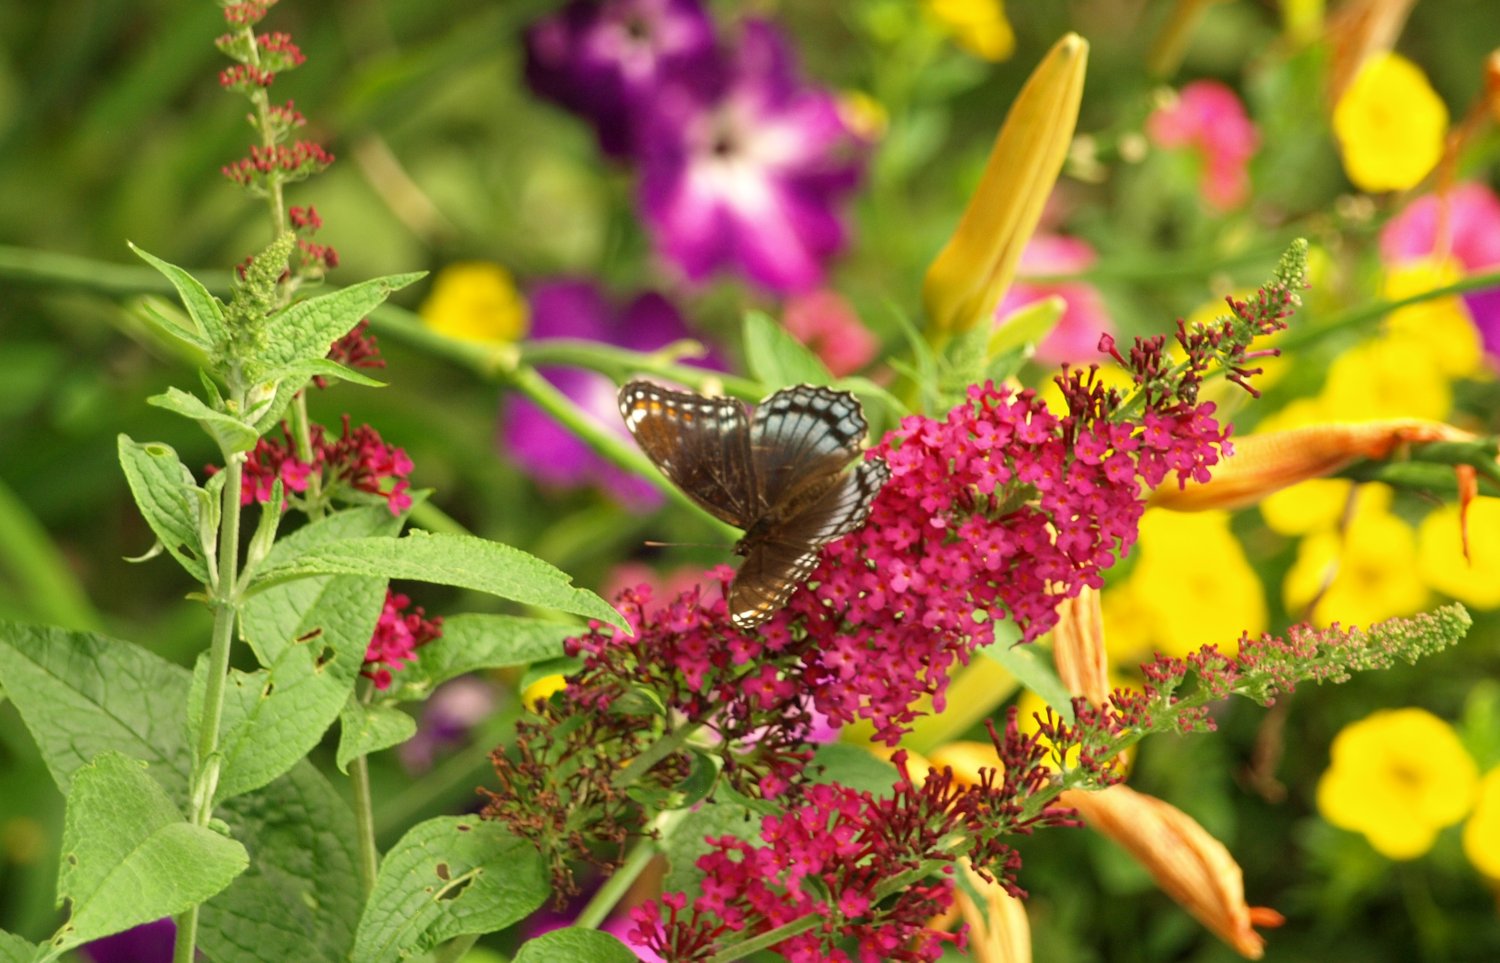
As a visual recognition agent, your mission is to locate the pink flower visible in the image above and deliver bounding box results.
[363,589,443,689]
[1381,182,1500,359]
[994,234,1113,366]
[1147,80,1259,212]
[781,289,880,375]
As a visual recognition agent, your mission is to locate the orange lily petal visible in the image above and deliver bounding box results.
[1052,587,1109,704]
[1148,419,1474,512]
[1065,785,1283,959]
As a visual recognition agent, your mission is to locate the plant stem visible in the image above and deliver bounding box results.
[173,453,246,963]
[575,808,686,930]
[612,722,702,789]
[350,749,380,896]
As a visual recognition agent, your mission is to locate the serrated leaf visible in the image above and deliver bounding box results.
[513,928,638,963]
[254,531,626,629]
[0,622,191,800]
[131,294,213,357]
[387,614,574,702]
[146,387,259,454]
[0,929,38,963]
[808,743,899,796]
[336,702,417,773]
[117,436,211,583]
[203,762,362,963]
[264,357,387,389]
[979,626,1074,723]
[662,797,761,900]
[352,816,548,962]
[257,273,423,374]
[742,311,833,388]
[128,243,226,348]
[52,752,248,953]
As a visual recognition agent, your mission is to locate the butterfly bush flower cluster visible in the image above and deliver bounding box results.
[525,0,865,293]
[225,415,414,515]
[361,590,443,689]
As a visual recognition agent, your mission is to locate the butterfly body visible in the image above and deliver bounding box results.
[619,380,890,628]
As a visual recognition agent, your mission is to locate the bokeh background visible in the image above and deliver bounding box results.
[2,1,1500,960]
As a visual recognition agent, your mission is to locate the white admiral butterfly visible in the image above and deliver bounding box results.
[619,381,890,629]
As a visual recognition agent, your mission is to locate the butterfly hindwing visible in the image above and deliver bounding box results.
[750,384,868,509]
[618,381,759,528]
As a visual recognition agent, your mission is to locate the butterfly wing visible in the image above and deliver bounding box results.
[750,385,869,509]
[618,380,760,528]
[729,457,891,628]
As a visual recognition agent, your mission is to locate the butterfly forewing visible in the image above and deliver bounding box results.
[729,457,891,628]
[619,381,760,528]
[620,380,890,629]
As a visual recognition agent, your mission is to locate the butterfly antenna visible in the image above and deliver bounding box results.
[642,539,731,550]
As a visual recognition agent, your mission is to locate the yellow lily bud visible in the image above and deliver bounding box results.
[953,858,1032,963]
[1147,419,1473,513]
[1065,785,1284,959]
[923,34,1088,340]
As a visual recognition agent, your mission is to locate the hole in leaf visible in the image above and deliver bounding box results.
[435,862,450,881]
[315,646,335,670]
[438,875,474,902]
[261,681,275,698]
[296,628,324,643]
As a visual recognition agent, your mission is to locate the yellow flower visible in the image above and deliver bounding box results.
[419,262,529,343]
[1323,336,1452,421]
[925,0,1015,62]
[1317,708,1479,859]
[1260,478,1361,536]
[1283,496,1428,626]
[1105,510,1266,662]
[520,673,567,706]
[1332,53,1448,192]
[1418,498,1500,609]
[1462,767,1500,878]
[838,90,889,141]
[1382,257,1482,378]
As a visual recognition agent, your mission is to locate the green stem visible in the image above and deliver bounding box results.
[518,338,764,400]
[574,809,687,930]
[174,453,245,963]
[349,749,380,896]
[239,25,287,237]
[1278,268,1500,353]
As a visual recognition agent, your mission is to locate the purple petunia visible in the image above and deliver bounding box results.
[524,3,866,294]
[500,280,718,504]
[634,20,864,294]
[525,0,716,157]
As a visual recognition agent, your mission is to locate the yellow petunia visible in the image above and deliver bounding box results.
[1418,498,1500,610]
[1332,53,1448,193]
[1317,708,1479,859]
[1283,495,1428,627]
[925,0,1015,62]
[1106,509,1266,662]
[1462,767,1500,878]
[419,262,529,344]
[1320,335,1451,422]
[1382,257,1482,378]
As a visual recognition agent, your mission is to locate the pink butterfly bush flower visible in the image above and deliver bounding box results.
[501,280,718,506]
[1380,182,1500,361]
[362,589,443,690]
[524,0,717,157]
[1146,80,1260,213]
[635,20,866,293]
[994,233,1113,366]
[781,289,881,375]
[222,416,414,515]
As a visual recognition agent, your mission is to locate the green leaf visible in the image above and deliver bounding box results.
[662,796,760,900]
[51,752,248,953]
[0,622,191,800]
[117,436,212,584]
[257,273,423,374]
[387,614,574,702]
[742,311,833,388]
[128,242,226,349]
[0,929,39,963]
[264,357,387,390]
[0,621,360,961]
[146,387,259,454]
[990,293,1064,358]
[979,625,1075,723]
[351,816,548,962]
[514,929,638,963]
[203,762,363,963]
[254,531,625,630]
[808,743,899,796]
[336,702,417,772]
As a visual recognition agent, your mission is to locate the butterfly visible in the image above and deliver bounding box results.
[619,380,891,629]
